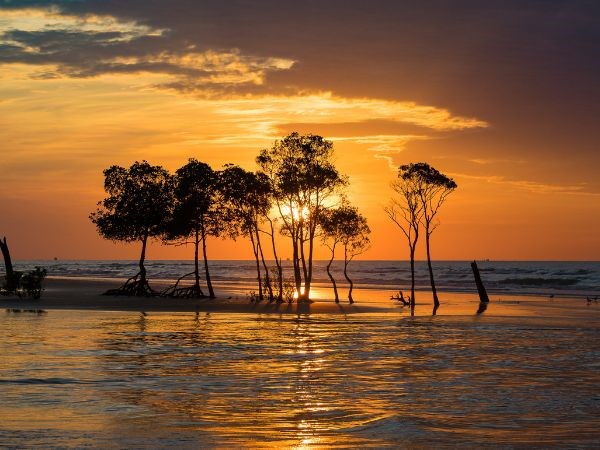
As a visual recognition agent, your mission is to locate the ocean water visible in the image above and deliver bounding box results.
[1,310,599,448]
[14,259,600,298]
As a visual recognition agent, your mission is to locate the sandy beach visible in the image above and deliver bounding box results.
[2,276,598,325]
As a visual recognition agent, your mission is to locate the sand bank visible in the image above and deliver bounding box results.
[1,277,599,323]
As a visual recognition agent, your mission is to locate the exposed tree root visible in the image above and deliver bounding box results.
[161,272,207,299]
[390,290,411,306]
[103,272,158,297]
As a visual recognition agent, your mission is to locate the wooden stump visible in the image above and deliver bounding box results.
[471,260,489,303]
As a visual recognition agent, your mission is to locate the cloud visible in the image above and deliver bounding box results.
[0,3,489,169]
[0,6,295,89]
[450,172,599,196]
[183,92,487,164]
[211,92,487,132]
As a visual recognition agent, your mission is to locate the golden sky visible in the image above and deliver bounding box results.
[1,2,599,260]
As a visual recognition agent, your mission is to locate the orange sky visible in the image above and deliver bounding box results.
[1,2,599,261]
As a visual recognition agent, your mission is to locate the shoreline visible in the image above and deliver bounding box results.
[1,277,599,324]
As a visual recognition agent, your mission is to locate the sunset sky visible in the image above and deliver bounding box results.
[1,0,599,261]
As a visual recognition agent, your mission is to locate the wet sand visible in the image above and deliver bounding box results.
[0,277,384,315]
[1,277,599,325]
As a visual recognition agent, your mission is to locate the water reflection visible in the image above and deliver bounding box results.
[1,310,599,448]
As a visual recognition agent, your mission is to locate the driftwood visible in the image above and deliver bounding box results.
[391,290,411,306]
[471,260,489,303]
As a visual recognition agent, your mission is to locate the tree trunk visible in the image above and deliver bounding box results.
[409,243,416,307]
[249,230,263,301]
[256,224,274,301]
[268,218,283,302]
[344,245,354,304]
[326,243,339,302]
[193,229,206,296]
[425,230,439,307]
[1,236,15,291]
[305,222,316,301]
[201,227,214,298]
[299,231,309,300]
[292,234,302,300]
[139,234,148,284]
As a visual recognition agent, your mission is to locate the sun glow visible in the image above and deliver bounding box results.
[280,204,310,222]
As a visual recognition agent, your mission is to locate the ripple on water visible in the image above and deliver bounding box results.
[0,311,599,447]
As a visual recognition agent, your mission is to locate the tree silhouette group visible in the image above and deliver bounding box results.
[91,133,456,305]
[91,132,370,302]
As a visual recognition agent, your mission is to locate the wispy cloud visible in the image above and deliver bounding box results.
[450,172,598,196]
[0,7,295,88]
[0,5,489,174]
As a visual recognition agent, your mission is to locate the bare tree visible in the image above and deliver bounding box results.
[385,173,423,307]
[400,163,457,307]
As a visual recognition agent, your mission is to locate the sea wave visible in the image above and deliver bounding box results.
[9,259,600,298]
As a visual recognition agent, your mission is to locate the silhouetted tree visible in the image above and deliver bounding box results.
[321,205,370,303]
[400,163,457,307]
[219,165,273,301]
[385,171,423,306]
[257,132,347,301]
[164,159,221,298]
[319,208,343,302]
[90,161,173,296]
[263,215,284,302]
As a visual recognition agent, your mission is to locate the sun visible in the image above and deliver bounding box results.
[280,204,310,222]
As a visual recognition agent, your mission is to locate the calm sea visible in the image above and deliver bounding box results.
[1,310,599,447]
[14,259,600,298]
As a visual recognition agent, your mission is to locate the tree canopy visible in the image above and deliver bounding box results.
[90,161,173,243]
[257,132,347,300]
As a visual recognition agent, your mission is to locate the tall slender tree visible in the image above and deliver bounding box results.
[164,159,221,298]
[400,163,457,307]
[90,161,173,296]
[321,205,370,303]
[320,207,344,302]
[219,165,273,301]
[257,132,347,301]
[385,171,423,306]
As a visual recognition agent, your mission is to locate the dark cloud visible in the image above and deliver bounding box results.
[0,25,292,87]
[1,0,599,184]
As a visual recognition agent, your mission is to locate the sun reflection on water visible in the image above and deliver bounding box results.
[1,309,599,448]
